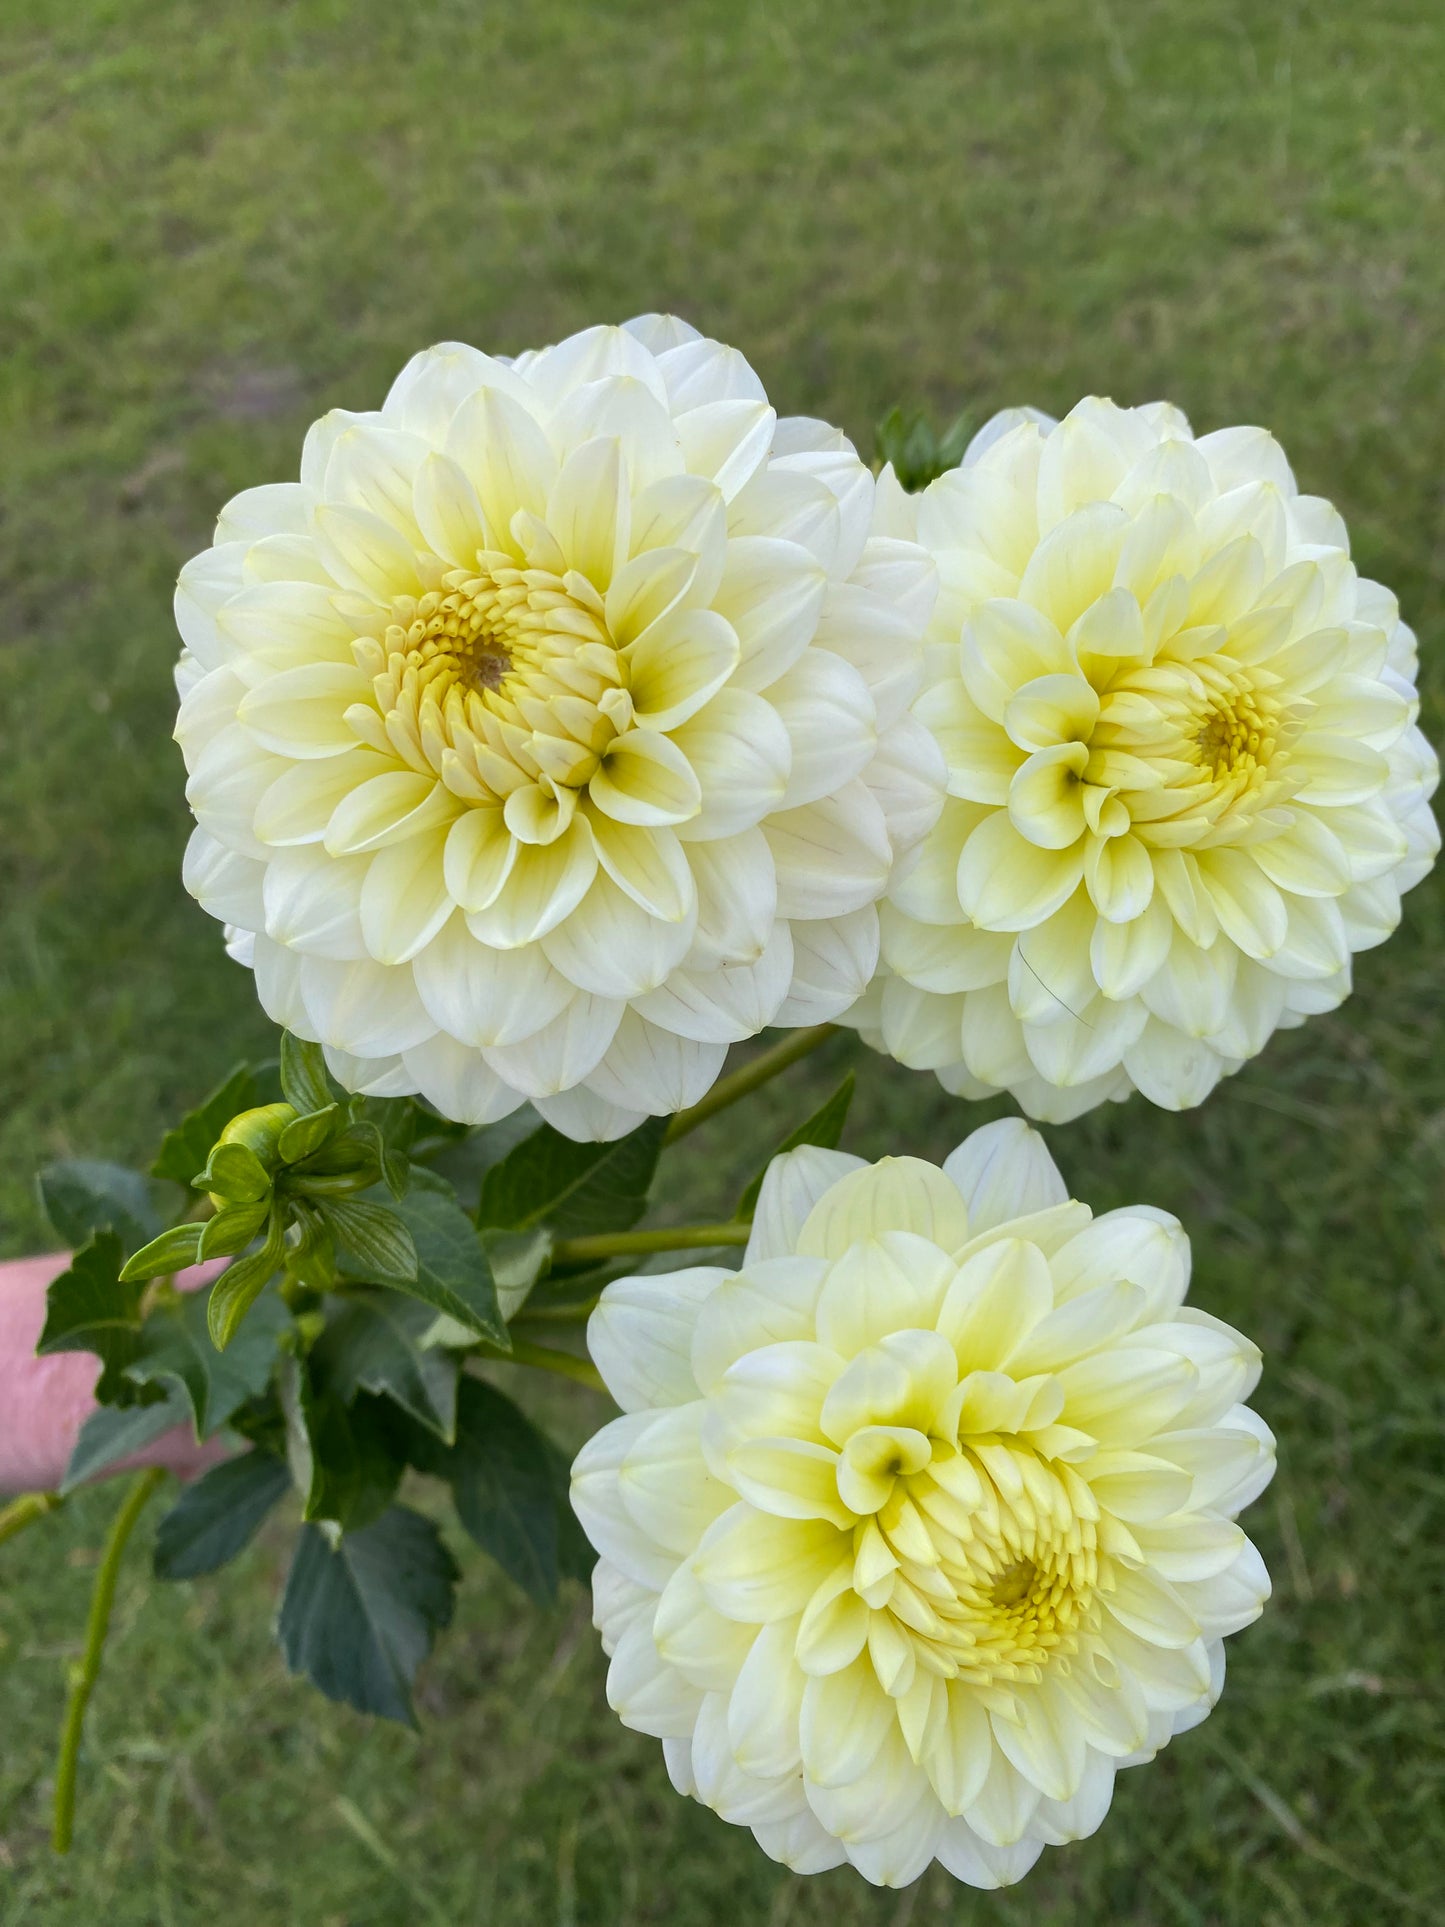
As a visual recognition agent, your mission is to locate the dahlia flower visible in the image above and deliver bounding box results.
[571,1119,1273,1888]
[175,317,942,1139]
[854,399,1439,1120]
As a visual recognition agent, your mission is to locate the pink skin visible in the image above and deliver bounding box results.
[0,1254,231,1495]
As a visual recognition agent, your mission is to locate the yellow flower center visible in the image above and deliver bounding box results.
[852,1438,1099,1689]
[350,556,632,801]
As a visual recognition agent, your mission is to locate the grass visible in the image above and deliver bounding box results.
[1,0,1443,1918]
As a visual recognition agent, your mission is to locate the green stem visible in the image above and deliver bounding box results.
[663,1025,838,1144]
[52,1467,165,1855]
[486,1337,606,1394]
[0,1490,65,1549]
[513,1296,601,1327]
[552,1222,751,1267]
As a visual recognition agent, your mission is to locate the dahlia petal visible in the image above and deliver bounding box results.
[797,1159,971,1261]
[689,1258,830,1394]
[312,501,421,601]
[633,921,794,1043]
[938,1239,1053,1370]
[412,914,571,1046]
[957,811,1086,932]
[714,536,827,691]
[550,375,683,496]
[531,1087,648,1143]
[675,398,776,502]
[626,607,741,731]
[767,648,877,810]
[523,324,671,408]
[298,954,435,1057]
[1124,1021,1229,1109]
[570,1414,694,1593]
[648,330,765,407]
[814,1234,955,1356]
[262,845,369,959]
[878,978,966,1071]
[216,580,358,669]
[941,1117,1069,1229]
[445,384,557,549]
[400,1033,522,1126]
[590,730,701,828]
[651,1562,756,1693]
[322,423,429,544]
[183,829,265,930]
[443,807,517,915]
[742,1145,869,1268]
[727,465,843,572]
[682,829,777,967]
[935,1823,1045,1889]
[671,691,791,840]
[798,1658,895,1788]
[185,724,294,858]
[588,1270,722,1412]
[410,450,488,570]
[811,582,924,728]
[771,908,880,1025]
[766,782,892,921]
[466,819,597,946]
[359,833,454,964]
[606,1613,704,1741]
[1051,1207,1189,1321]
[583,1011,726,1115]
[693,1504,846,1624]
[750,1811,849,1876]
[1089,892,1173,999]
[324,771,457,856]
[254,749,391,847]
[603,546,697,648]
[990,1683,1088,1803]
[1084,831,1154,923]
[543,873,696,1000]
[480,991,622,1098]
[236,662,374,758]
[966,1746,1044,1848]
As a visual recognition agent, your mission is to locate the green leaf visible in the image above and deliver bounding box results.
[736,1070,856,1218]
[208,1211,287,1349]
[119,1220,204,1283]
[279,1032,339,1118]
[126,1286,291,1436]
[430,1378,572,1605]
[279,1356,401,1531]
[153,1450,291,1579]
[197,1140,272,1202]
[477,1116,666,1237]
[325,1197,418,1288]
[387,1183,508,1345]
[37,1233,144,1402]
[197,1197,271,1261]
[344,1097,416,1199]
[62,1384,190,1493]
[37,1160,161,1252]
[480,1227,554,1322]
[874,405,973,492]
[151,1064,257,1187]
[277,1505,458,1724]
[277,1105,340,1165]
[311,1291,459,1442]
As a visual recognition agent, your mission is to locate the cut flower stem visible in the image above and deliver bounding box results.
[663,1024,838,1144]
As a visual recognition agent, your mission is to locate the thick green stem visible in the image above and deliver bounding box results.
[0,1490,65,1549]
[663,1025,838,1144]
[552,1222,750,1267]
[513,1296,601,1326]
[52,1467,165,1854]
[485,1336,606,1393]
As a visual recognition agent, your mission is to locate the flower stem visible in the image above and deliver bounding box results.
[551,1222,750,1267]
[52,1467,165,1855]
[513,1296,601,1326]
[487,1337,606,1394]
[663,1025,838,1144]
[0,1490,65,1549]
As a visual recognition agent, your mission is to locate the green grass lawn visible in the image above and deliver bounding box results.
[2,0,1444,1919]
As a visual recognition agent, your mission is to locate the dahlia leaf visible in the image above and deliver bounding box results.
[279,1355,403,1533]
[324,1197,419,1289]
[424,1378,572,1606]
[153,1450,291,1581]
[277,1505,458,1726]
[736,1071,855,1218]
[62,1384,190,1494]
[310,1289,460,1444]
[125,1284,291,1436]
[381,1181,508,1346]
[150,1063,259,1188]
[476,1115,666,1238]
[38,1159,161,1253]
[279,1032,340,1118]
[37,1233,145,1403]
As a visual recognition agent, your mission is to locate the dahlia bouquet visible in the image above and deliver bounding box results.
[2,317,1435,1886]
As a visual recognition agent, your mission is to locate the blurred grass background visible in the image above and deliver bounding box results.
[2,0,1444,1920]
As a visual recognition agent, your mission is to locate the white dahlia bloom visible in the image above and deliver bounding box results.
[572,1119,1273,1889]
[175,317,943,1139]
[853,399,1439,1120]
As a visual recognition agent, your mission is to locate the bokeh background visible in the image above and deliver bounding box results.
[2,1,1443,1920]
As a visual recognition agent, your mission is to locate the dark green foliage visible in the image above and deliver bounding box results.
[478,1117,666,1236]
[36,1233,145,1402]
[277,1507,459,1724]
[736,1071,855,1217]
[37,1159,161,1251]
[386,1180,508,1344]
[416,1379,581,1607]
[125,1285,291,1436]
[61,1385,191,1493]
[873,404,975,491]
[311,1290,460,1442]
[152,1451,291,1579]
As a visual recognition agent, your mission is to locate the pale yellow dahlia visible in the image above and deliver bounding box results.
[852,400,1439,1120]
[571,1120,1273,1888]
[175,317,942,1139]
